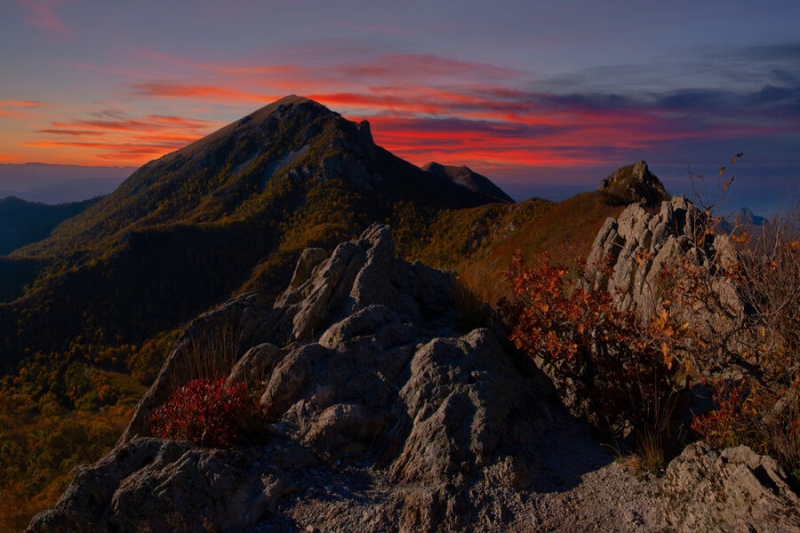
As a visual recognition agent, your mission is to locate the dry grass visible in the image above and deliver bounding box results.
[455,259,510,308]
[169,320,243,391]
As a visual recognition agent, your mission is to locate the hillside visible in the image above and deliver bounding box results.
[0,196,98,256]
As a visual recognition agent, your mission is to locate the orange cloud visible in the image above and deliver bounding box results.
[16,48,793,172]
[0,99,43,119]
[48,114,213,133]
[22,111,224,165]
[131,82,276,105]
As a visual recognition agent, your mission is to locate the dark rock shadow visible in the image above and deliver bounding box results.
[532,406,617,493]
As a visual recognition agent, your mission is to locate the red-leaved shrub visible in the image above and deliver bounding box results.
[500,251,682,438]
[149,378,270,447]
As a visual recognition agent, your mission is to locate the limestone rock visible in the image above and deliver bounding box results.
[226,342,283,387]
[36,224,552,533]
[585,195,741,321]
[661,442,800,533]
[27,437,317,533]
[30,223,796,533]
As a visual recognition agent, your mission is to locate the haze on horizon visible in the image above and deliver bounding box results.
[0,0,798,213]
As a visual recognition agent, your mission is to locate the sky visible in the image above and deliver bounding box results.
[0,0,798,214]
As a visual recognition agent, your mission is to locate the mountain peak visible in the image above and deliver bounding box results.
[421,161,513,203]
[598,160,669,205]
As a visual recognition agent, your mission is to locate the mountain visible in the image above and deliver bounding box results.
[421,162,514,203]
[598,160,669,206]
[1,95,677,530]
[0,196,99,255]
[0,95,512,372]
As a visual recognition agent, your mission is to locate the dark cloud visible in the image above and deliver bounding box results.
[743,42,800,62]
[655,89,733,111]
[373,116,562,139]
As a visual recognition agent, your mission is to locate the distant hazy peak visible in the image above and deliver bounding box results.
[421,161,514,203]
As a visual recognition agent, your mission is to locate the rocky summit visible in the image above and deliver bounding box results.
[27,224,800,533]
[598,160,669,206]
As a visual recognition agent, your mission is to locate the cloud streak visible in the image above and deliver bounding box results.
[26,112,223,163]
[131,82,277,105]
[15,47,800,176]
[16,0,72,40]
[0,100,43,119]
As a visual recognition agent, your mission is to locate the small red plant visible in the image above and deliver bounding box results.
[150,378,269,447]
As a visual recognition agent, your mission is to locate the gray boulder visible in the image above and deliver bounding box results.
[585,195,742,322]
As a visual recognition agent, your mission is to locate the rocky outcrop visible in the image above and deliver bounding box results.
[26,438,317,533]
[598,160,669,205]
[29,224,553,533]
[661,442,800,533]
[585,195,741,320]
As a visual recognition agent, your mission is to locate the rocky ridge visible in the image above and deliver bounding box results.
[27,224,800,533]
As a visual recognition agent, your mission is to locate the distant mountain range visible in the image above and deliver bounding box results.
[0,162,133,204]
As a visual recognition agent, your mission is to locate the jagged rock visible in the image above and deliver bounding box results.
[661,442,800,533]
[226,342,283,387]
[287,247,328,289]
[27,437,318,533]
[390,329,543,485]
[35,224,552,533]
[273,222,460,342]
[585,195,742,321]
[31,224,800,533]
[598,160,669,205]
[120,224,459,446]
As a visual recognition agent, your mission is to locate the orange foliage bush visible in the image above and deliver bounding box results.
[501,251,686,438]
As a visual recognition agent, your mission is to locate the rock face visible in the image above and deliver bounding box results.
[29,224,552,532]
[585,195,741,320]
[661,442,800,533]
[598,160,669,205]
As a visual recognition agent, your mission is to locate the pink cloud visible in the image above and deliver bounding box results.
[22,111,225,165]
[17,0,73,40]
[0,99,43,119]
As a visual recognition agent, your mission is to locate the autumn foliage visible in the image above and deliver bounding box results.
[501,251,685,440]
[502,197,800,480]
[150,378,270,448]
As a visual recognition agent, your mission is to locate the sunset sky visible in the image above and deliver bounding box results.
[1,0,798,212]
